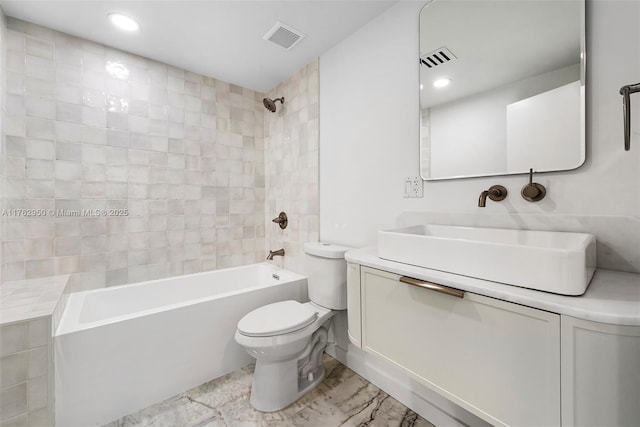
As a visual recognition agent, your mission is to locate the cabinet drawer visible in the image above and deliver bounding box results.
[361,266,560,427]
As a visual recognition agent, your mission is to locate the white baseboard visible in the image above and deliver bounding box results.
[325,343,491,427]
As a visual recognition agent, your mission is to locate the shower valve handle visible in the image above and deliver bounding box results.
[272,212,288,229]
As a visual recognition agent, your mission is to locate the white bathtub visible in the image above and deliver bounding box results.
[54,263,307,426]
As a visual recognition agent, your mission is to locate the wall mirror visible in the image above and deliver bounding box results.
[419,0,585,180]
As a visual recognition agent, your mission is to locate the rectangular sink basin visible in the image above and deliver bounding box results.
[378,225,596,295]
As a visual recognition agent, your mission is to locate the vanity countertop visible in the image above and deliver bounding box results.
[0,275,70,326]
[346,247,640,326]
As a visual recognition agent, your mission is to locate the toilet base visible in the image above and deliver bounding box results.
[236,306,336,413]
[249,359,325,412]
[297,366,326,398]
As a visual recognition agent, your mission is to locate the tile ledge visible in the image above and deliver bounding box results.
[0,274,70,326]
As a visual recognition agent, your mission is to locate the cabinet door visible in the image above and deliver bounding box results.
[346,262,361,347]
[361,266,560,427]
[561,316,640,426]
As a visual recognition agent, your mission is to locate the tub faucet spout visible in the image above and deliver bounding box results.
[266,248,285,260]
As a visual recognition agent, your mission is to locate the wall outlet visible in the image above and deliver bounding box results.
[403,176,423,198]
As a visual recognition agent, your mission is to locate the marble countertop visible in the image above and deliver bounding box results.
[0,275,70,326]
[346,247,640,326]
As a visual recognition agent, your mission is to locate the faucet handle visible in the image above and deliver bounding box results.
[271,212,288,229]
[487,185,507,201]
[521,169,546,202]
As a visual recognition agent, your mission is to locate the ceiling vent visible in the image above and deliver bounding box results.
[420,46,457,69]
[263,21,305,50]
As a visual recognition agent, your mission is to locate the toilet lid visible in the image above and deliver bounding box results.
[237,300,318,337]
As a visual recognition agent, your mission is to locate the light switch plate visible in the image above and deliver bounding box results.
[403,176,423,198]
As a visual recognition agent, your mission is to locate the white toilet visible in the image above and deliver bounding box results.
[234,242,351,412]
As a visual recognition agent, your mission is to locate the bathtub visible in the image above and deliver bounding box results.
[54,262,307,426]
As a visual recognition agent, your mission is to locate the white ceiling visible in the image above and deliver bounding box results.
[0,0,397,93]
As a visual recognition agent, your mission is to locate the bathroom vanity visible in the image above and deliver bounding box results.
[345,248,640,427]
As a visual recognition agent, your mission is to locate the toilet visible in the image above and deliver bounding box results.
[234,242,351,412]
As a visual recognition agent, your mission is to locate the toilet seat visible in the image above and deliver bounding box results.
[237,300,318,337]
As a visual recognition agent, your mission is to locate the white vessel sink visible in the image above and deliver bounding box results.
[378,225,596,295]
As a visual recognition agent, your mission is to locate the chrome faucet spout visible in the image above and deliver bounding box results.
[266,248,285,260]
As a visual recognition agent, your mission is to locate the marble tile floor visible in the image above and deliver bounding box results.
[104,355,435,427]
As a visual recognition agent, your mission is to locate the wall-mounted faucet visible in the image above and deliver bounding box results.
[266,248,285,260]
[478,185,507,207]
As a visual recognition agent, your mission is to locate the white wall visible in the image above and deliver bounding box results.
[320,0,640,249]
[320,1,424,246]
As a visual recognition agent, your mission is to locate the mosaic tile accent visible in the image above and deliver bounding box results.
[105,355,435,427]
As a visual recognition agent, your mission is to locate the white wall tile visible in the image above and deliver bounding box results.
[1,17,270,289]
[0,324,27,358]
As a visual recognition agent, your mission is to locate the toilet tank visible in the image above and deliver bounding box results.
[304,242,352,310]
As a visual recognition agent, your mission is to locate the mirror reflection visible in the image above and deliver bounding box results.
[420,0,585,180]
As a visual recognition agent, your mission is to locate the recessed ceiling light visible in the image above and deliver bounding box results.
[108,13,140,32]
[420,83,424,90]
[433,78,451,88]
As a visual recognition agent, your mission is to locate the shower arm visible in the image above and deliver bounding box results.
[620,82,640,151]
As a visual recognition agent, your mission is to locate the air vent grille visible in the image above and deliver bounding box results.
[263,21,305,50]
[420,46,457,68]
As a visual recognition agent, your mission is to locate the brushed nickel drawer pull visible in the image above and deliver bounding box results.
[400,276,465,298]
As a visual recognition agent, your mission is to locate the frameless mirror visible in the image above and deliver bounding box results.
[420,0,585,180]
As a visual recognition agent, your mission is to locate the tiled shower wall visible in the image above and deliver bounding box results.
[1,18,267,290]
[264,61,320,274]
[0,317,52,426]
[1,8,7,282]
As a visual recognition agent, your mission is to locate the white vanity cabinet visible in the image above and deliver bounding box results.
[346,256,640,427]
[354,266,560,427]
[561,317,640,426]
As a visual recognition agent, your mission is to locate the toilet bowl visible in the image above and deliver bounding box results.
[234,242,351,412]
[234,300,334,411]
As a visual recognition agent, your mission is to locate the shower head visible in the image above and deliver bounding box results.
[263,97,285,113]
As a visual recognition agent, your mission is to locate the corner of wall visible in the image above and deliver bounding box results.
[264,59,320,275]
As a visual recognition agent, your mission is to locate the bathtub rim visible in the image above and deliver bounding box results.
[55,262,307,336]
